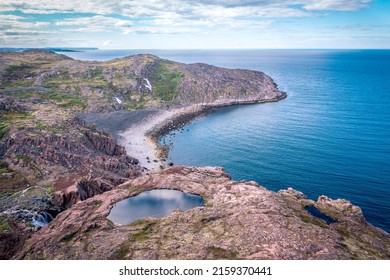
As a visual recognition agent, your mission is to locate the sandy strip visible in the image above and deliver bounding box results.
[119,109,176,170]
[119,105,208,171]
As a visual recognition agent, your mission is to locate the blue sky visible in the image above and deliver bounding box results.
[0,0,389,49]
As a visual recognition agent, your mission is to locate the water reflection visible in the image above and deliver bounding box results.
[107,189,204,225]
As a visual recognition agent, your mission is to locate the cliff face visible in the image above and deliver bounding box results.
[15,167,390,260]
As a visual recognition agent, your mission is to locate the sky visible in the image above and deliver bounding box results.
[0,0,389,49]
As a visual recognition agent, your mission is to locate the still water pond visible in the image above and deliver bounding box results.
[107,189,204,225]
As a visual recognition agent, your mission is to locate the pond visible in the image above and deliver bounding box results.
[107,189,204,225]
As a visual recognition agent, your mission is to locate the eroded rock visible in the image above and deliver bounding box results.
[15,166,390,260]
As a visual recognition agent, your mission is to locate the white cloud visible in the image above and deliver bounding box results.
[0,14,50,30]
[303,0,372,11]
[0,1,373,16]
[0,0,378,48]
[55,15,133,33]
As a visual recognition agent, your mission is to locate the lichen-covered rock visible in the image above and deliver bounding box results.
[15,166,390,260]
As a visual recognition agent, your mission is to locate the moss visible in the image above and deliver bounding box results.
[60,230,79,243]
[43,182,54,195]
[0,217,13,233]
[0,122,10,140]
[35,122,47,130]
[129,220,156,242]
[92,200,102,209]
[299,213,327,228]
[15,154,24,160]
[110,243,130,260]
[206,246,238,259]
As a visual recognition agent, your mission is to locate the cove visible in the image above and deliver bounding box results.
[107,189,204,225]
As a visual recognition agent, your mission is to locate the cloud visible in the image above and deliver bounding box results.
[0,14,50,30]
[0,0,374,35]
[0,1,373,16]
[303,0,372,11]
[0,0,377,47]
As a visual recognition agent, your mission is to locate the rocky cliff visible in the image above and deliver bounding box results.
[15,167,390,260]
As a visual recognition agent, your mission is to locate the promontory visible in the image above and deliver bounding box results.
[0,50,388,259]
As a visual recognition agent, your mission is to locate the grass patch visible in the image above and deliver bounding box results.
[42,79,73,88]
[1,64,35,89]
[40,92,86,109]
[10,92,33,99]
[123,101,146,111]
[0,122,10,140]
[150,62,183,102]
[35,122,47,130]
[0,111,33,140]
[129,220,156,242]
[0,217,13,233]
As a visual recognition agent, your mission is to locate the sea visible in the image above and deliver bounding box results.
[60,49,390,233]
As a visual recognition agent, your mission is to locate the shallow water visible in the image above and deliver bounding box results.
[107,189,204,225]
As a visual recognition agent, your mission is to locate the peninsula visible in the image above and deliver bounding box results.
[0,50,388,259]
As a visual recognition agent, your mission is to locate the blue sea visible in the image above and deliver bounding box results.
[61,49,390,233]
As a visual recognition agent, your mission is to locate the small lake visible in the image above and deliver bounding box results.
[107,189,204,225]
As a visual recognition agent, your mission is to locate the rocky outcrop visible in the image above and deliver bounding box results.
[15,166,390,260]
[0,113,141,258]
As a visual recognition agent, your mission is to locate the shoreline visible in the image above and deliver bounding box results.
[120,92,287,171]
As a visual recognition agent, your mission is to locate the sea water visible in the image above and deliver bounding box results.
[63,49,390,233]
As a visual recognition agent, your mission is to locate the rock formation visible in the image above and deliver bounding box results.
[14,167,390,260]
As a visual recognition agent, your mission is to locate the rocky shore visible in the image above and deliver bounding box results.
[14,166,390,260]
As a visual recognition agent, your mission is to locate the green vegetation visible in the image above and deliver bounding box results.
[35,122,47,130]
[124,101,146,111]
[206,246,238,259]
[110,243,130,259]
[0,111,33,140]
[9,92,33,99]
[129,220,156,242]
[150,62,183,102]
[40,92,86,109]
[0,217,13,233]
[1,64,35,89]
[60,230,79,243]
[0,122,10,140]
[0,161,29,194]
[42,67,107,89]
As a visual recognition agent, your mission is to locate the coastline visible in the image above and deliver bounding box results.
[120,92,287,171]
